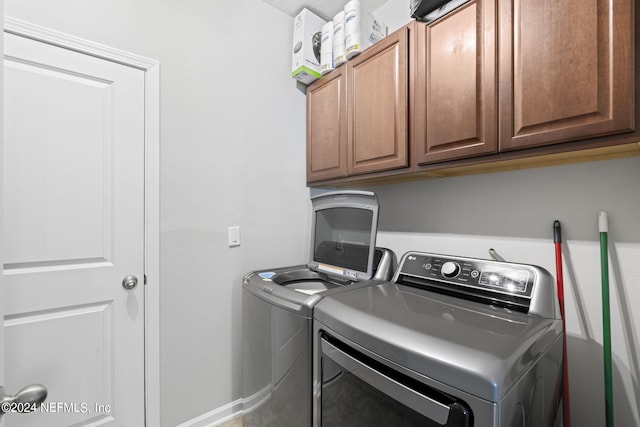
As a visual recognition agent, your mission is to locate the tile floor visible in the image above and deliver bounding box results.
[218,416,243,427]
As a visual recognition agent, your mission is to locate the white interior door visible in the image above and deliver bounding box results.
[0,13,5,427]
[2,30,145,426]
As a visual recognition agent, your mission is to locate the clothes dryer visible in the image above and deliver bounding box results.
[314,251,563,426]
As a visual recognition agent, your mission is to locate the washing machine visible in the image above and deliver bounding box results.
[242,191,396,427]
[313,251,563,426]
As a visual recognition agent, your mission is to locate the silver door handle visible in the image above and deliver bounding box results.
[0,384,48,417]
[122,275,138,290]
[321,338,451,424]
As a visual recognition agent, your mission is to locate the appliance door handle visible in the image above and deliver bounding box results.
[321,338,451,424]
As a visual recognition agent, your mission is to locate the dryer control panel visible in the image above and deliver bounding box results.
[395,252,538,312]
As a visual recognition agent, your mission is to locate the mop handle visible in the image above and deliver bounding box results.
[599,211,614,427]
[554,220,570,427]
[553,221,565,318]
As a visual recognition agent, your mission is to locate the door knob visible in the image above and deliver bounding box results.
[0,384,48,417]
[122,275,138,290]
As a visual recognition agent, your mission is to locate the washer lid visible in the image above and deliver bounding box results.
[308,191,379,282]
[314,281,562,402]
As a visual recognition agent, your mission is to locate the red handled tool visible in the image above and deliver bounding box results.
[554,220,571,427]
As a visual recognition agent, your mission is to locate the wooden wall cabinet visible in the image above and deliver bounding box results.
[306,66,348,182]
[499,0,634,151]
[306,26,410,183]
[347,26,410,175]
[306,0,636,186]
[414,0,497,164]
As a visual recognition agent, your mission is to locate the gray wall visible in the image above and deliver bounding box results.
[3,1,311,426]
[374,157,640,242]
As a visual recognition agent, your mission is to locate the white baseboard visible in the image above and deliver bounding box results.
[241,384,271,415]
[175,399,243,427]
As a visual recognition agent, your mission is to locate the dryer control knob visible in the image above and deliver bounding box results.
[441,261,461,278]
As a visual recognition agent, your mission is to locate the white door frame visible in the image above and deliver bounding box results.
[0,6,5,424]
[2,17,161,426]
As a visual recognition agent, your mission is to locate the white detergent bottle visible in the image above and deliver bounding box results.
[332,11,347,67]
[320,21,334,75]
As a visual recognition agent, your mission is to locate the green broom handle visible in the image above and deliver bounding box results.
[599,211,614,427]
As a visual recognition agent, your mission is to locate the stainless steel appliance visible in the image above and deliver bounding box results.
[242,191,396,427]
[313,251,563,426]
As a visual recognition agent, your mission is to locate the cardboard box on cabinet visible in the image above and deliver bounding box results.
[292,8,327,85]
[344,0,387,59]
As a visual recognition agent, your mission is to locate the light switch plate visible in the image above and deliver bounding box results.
[228,226,241,247]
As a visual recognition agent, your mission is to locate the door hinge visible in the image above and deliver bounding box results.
[144,274,148,285]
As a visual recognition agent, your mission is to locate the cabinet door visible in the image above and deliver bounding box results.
[414,0,497,164]
[347,27,409,176]
[499,0,634,151]
[307,66,348,182]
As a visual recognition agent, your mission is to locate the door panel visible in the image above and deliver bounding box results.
[499,0,634,150]
[3,32,144,427]
[348,28,409,175]
[414,0,497,164]
[307,67,348,182]
[4,303,114,425]
[4,58,114,267]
